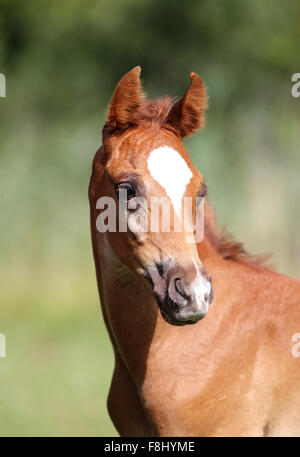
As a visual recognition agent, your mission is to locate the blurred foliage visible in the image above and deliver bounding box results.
[0,0,299,436]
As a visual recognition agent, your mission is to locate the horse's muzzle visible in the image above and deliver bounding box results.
[147,262,214,326]
[161,273,213,325]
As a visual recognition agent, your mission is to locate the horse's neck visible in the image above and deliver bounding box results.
[96,228,300,402]
[95,231,244,381]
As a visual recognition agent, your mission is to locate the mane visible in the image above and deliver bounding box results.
[137,96,177,126]
[204,200,269,267]
[102,96,177,139]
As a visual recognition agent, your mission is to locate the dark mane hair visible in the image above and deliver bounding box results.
[138,96,176,125]
[103,97,177,138]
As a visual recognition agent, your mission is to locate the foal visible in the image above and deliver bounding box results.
[89,67,300,436]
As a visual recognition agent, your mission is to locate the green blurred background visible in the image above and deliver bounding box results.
[0,0,299,436]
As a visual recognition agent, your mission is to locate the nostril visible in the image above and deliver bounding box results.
[174,278,190,301]
[174,278,183,295]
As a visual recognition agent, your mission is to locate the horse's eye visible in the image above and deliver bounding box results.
[116,182,136,201]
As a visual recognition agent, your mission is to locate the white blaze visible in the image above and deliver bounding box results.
[147,146,192,215]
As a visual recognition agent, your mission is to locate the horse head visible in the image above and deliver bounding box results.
[96,66,213,325]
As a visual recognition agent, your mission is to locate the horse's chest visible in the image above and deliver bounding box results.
[138,352,212,435]
[137,344,273,436]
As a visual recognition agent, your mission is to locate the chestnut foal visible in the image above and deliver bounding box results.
[89,67,300,436]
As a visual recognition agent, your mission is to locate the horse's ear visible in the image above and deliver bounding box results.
[106,66,143,133]
[166,72,206,138]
